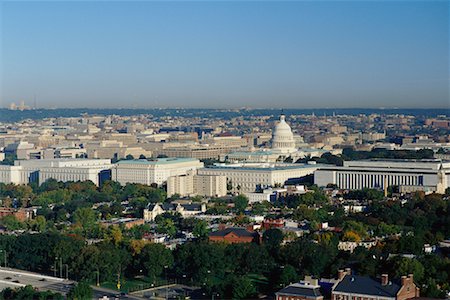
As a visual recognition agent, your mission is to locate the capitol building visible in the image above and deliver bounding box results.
[271,114,297,154]
[221,114,331,163]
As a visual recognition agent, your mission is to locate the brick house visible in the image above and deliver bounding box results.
[0,207,34,222]
[332,269,419,300]
[208,227,260,244]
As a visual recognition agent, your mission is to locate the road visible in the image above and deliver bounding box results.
[0,268,143,299]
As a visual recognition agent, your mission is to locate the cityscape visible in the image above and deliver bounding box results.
[0,1,449,300]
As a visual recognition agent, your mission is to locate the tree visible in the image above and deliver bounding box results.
[1,215,25,231]
[193,220,209,240]
[392,257,425,282]
[263,228,284,252]
[67,281,92,300]
[73,207,97,237]
[233,195,248,214]
[139,243,173,282]
[106,225,123,246]
[156,218,176,237]
[125,154,134,160]
[278,264,299,286]
[232,276,256,299]
[32,215,47,232]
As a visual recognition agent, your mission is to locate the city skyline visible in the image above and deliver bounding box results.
[1,1,449,109]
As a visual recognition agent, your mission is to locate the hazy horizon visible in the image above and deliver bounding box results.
[1,1,449,109]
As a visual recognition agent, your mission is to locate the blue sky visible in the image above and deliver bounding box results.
[1,1,448,109]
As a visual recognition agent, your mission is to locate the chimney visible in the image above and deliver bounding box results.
[401,276,407,286]
[338,269,345,280]
[345,268,352,275]
[408,274,414,280]
[381,274,389,286]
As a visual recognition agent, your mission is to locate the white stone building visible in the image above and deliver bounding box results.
[314,159,450,194]
[112,158,204,186]
[198,163,319,193]
[0,159,112,186]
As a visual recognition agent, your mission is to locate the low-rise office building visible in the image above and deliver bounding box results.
[0,159,112,186]
[314,159,449,194]
[198,163,320,193]
[112,158,204,186]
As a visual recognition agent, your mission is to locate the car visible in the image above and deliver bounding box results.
[4,277,11,280]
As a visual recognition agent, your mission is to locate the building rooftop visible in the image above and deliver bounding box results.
[277,283,322,298]
[116,158,199,165]
[206,163,321,171]
[334,274,400,298]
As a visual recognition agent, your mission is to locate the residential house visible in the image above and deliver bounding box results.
[332,269,419,300]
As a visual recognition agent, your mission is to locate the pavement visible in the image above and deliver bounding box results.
[0,268,144,300]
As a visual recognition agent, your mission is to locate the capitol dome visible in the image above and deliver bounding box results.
[271,114,297,153]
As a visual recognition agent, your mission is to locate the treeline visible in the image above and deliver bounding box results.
[0,179,166,218]
[0,227,448,298]
[296,148,435,167]
[341,148,434,160]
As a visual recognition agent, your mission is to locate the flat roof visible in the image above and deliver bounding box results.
[204,163,322,171]
[116,158,199,165]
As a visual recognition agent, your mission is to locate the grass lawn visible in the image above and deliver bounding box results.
[98,277,170,293]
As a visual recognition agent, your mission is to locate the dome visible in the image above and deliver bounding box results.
[271,114,296,153]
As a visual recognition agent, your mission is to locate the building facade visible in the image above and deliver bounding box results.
[112,158,204,186]
[198,163,319,193]
[314,159,450,194]
[0,159,112,186]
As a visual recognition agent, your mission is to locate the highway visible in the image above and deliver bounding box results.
[0,268,143,299]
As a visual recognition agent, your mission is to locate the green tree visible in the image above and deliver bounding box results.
[232,276,256,299]
[139,243,173,282]
[156,218,176,237]
[392,257,425,282]
[67,281,92,300]
[1,215,25,231]
[193,220,209,239]
[233,195,248,214]
[263,228,284,253]
[73,207,97,237]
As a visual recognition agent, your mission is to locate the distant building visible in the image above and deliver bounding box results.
[112,158,203,186]
[0,159,112,186]
[315,159,449,194]
[100,218,144,229]
[143,202,206,221]
[337,240,377,253]
[198,163,319,193]
[0,207,35,222]
[209,227,260,244]
[167,170,227,198]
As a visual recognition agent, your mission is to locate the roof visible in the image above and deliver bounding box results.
[147,202,203,211]
[205,163,321,171]
[116,158,199,165]
[334,275,400,298]
[277,284,322,298]
[209,227,257,238]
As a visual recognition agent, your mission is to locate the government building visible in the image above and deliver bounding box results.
[198,162,320,193]
[0,159,112,186]
[112,158,204,186]
[314,159,449,194]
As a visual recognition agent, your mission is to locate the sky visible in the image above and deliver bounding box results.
[0,1,449,109]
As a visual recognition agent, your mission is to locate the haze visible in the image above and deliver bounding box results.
[1,1,449,109]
